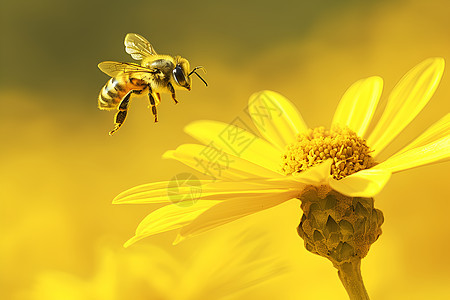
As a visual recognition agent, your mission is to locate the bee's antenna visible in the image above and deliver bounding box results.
[193,72,208,87]
[189,66,208,87]
[189,66,206,76]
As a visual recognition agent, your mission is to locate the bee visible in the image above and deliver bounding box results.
[98,33,207,135]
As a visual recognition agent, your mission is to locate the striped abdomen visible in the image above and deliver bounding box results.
[98,74,148,110]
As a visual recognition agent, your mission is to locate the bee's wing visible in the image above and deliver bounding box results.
[124,33,157,60]
[98,61,155,77]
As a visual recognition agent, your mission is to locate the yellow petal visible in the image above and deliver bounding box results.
[332,76,383,138]
[113,179,210,204]
[329,169,391,197]
[114,181,173,204]
[177,189,302,242]
[179,230,287,298]
[394,113,450,156]
[197,177,303,193]
[373,136,450,173]
[114,177,301,204]
[163,144,281,180]
[292,159,332,185]
[368,58,445,157]
[124,200,218,247]
[184,120,282,173]
[247,90,308,151]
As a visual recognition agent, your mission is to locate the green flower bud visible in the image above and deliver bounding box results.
[297,185,384,267]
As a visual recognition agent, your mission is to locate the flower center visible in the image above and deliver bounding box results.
[281,127,377,179]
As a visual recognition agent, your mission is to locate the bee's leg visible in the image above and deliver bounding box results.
[167,82,178,104]
[148,91,158,123]
[109,91,133,135]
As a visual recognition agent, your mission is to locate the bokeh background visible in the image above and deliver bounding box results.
[1,0,450,299]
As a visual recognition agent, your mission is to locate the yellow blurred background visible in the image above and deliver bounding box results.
[1,0,450,299]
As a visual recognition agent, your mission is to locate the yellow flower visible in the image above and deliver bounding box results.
[25,233,285,300]
[115,58,449,247]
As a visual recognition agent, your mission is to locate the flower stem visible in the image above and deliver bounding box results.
[336,260,369,300]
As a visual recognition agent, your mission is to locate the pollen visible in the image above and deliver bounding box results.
[281,127,377,180]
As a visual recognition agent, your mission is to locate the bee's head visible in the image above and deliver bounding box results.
[173,56,207,90]
[173,57,191,90]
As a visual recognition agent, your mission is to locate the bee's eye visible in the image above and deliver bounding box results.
[173,65,187,86]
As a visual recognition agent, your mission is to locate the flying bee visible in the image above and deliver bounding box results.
[98,33,207,135]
